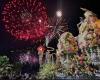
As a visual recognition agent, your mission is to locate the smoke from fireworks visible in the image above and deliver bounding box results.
[2,0,48,41]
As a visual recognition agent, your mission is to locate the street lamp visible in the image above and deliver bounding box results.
[56,10,62,18]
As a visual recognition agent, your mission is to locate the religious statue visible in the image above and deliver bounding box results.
[56,32,78,66]
[78,8,100,49]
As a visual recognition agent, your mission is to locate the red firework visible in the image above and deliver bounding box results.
[2,0,48,41]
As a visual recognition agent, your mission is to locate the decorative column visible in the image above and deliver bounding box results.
[37,45,45,66]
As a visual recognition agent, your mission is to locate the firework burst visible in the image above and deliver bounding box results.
[45,17,68,46]
[2,0,48,41]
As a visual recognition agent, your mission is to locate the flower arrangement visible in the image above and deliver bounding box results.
[57,32,78,54]
[37,63,56,80]
[0,56,13,75]
[85,29,97,47]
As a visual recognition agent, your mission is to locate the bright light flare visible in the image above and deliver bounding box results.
[56,10,62,17]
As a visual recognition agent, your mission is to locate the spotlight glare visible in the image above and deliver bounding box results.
[56,10,62,17]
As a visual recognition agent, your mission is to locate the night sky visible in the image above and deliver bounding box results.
[0,0,100,52]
